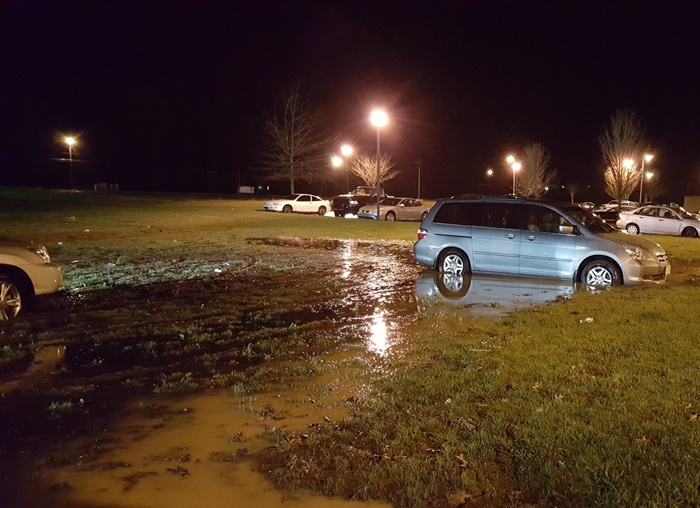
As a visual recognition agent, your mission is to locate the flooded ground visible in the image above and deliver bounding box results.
[0,237,577,507]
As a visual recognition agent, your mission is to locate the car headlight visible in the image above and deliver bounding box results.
[27,245,50,263]
[623,245,654,261]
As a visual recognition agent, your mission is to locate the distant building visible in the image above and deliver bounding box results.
[684,196,700,213]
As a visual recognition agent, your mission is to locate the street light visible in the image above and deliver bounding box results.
[505,155,520,195]
[370,109,388,219]
[340,144,353,193]
[486,168,493,194]
[639,154,654,203]
[511,162,522,195]
[64,136,76,189]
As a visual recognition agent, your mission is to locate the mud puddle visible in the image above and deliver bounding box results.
[7,367,391,508]
[415,272,576,316]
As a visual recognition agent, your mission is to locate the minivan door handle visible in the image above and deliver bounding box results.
[505,233,515,240]
[526,235,537,241]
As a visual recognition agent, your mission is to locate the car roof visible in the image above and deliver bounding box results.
[435,195,574,208]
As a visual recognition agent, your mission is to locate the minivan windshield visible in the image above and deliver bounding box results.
[563,205,617,233]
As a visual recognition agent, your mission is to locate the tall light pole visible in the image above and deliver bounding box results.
[416,160,422,199]
[370,109,388,219]
[486,168,493,194]
[341,144,353,193]
[506,154,522,196]
[64,136,76,190]
[639,153,653,203]
[511,162,522,195]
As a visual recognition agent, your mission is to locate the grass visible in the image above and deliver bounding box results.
[4,188,700,506]
[259,281,700,506]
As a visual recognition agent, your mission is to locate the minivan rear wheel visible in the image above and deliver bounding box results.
[438,249,469,275]
[581,259,620,287]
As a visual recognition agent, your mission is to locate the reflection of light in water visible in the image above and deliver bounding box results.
[341,240,353,279]
[367,309,390,356]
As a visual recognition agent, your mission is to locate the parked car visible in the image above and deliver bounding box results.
[358,197,430,221]
[597,199,639,211]
[331,186,386,217]
[616,205,700,238]
[263,194,330,215]
[413,196,670,286]
[0,241,63,319]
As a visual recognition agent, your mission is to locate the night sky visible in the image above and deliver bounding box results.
[2,1,700,202]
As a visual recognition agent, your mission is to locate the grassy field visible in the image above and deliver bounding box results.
[3,188,700,507]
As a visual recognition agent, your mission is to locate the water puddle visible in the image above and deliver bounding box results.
[0,345,66,395]
[415,272,575,317]
[6,356,391,508]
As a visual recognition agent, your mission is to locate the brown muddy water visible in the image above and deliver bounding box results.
[0,238,575,507]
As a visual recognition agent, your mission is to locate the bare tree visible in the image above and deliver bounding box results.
[517,143,557,198]
[566,181,584,203]
[599,110,648,206]
[259,85,332,193]
[349,154,399,187]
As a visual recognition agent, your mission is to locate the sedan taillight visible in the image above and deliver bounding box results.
[417,228,428,240]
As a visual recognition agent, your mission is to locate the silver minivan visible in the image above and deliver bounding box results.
[413,197,670,286]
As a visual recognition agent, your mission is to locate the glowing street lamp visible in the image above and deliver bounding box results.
[486,168,493,194]
[511,162,522,195]
[64,136,76,189]
[370,109,388,219]
[639,154,654,203]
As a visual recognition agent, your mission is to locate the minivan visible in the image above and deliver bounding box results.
[413,197,669,286]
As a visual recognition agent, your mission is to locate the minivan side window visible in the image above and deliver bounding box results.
[524,204,578,234]
[432,202,482,226]
[481,203,523,229]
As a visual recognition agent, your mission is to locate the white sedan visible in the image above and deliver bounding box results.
[0,242,63,319]
[617,205,700,238]
[263,194,330,215]
[357,198,430,221]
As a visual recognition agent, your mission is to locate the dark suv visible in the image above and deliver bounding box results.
[332,186,386,217]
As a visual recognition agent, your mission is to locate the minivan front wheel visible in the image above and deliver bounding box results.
[438,249,469,275]
[581,259,620,287]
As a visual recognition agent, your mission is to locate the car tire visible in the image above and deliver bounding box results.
[318,206,327,216]
[437,248,470,275]
[626,223,640,235]
[385,211,396,221]
[421,211,428,222]
[682,227,698,238]
[581,259,620,287]
[282,205,292,213]
[0,275,25,320]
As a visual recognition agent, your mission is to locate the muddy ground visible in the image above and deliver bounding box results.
[0,237,571,507]
[0,238,422,507]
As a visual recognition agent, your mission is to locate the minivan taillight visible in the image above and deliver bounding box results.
[417,228,428,240]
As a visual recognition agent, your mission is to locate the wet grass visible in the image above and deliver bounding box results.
[259,278,700,506]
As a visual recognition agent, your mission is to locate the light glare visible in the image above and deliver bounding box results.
[331,156,343,167]
[341,144,353,156]
[370,109,388,127]
[64,136,76,146]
